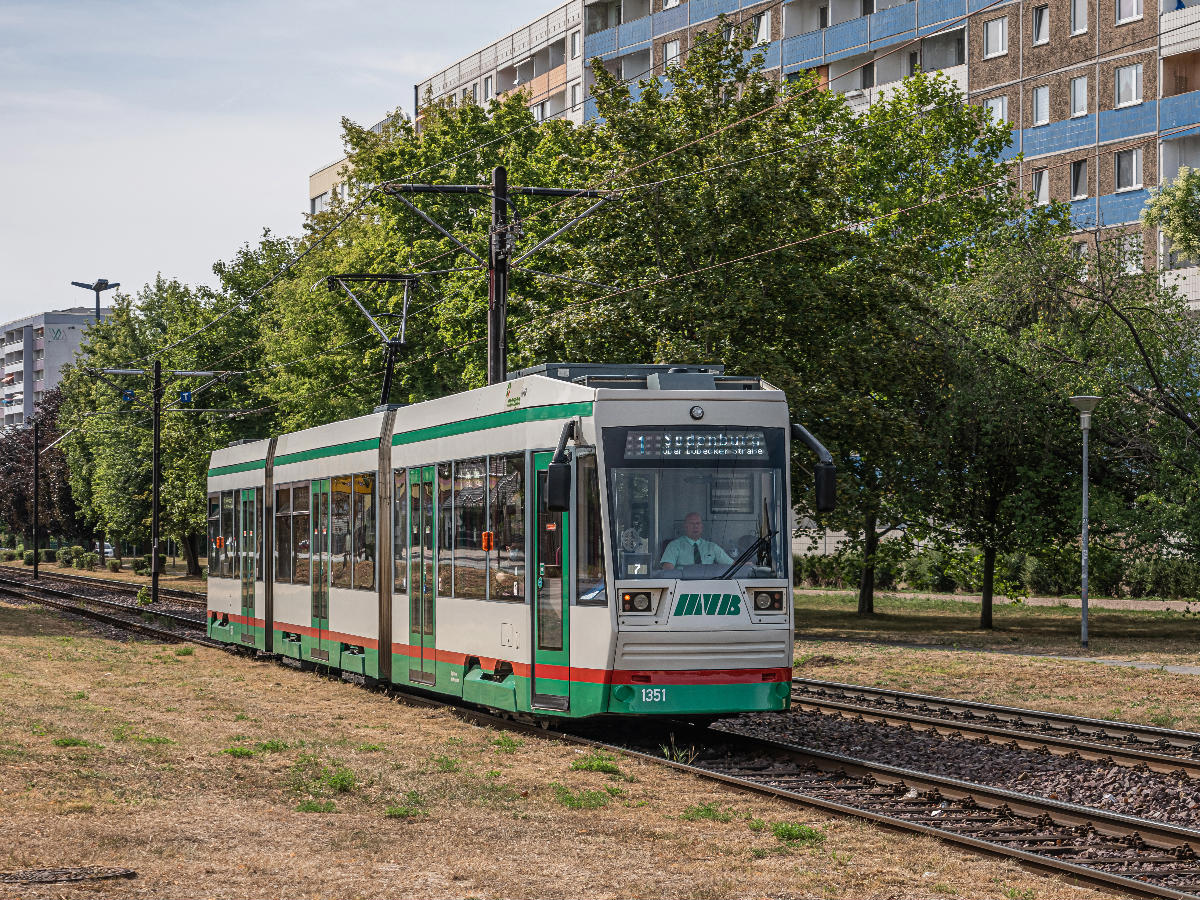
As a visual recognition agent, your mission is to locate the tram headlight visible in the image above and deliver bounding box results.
[622,591,653,612]
[754,591,785,611]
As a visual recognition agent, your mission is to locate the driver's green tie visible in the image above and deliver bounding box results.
[693,544,702,565]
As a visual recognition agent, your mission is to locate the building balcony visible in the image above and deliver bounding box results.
[34,337,44,351]
[501,63,568,104]
[1162,4,1200,57]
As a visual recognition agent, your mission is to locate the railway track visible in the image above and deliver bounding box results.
[793,677,1200,777]
[0,575,217,647]
[0,565,205,606]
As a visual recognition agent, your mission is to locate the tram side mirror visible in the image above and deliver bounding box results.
[547,461,571,512]
[814,463,837,514]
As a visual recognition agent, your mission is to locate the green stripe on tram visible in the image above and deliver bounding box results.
[273,437,381,468]
[392,401,593,447]
[207,459,267,478]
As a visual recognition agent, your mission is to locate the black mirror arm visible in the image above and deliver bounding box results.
[791,423,833,466]
[551,419,577,464]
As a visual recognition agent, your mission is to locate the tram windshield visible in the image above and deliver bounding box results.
[603,426,787,581]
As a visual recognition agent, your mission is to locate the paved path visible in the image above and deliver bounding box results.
[800,634,1200,675]
[797,588,1196,613]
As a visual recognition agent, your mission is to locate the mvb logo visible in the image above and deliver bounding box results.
[672,593,742,616]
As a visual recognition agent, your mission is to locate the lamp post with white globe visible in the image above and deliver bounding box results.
[1069,395,1100,649]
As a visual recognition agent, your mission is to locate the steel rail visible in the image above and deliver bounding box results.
[0,565,204,605]
[794,677,1200,760]
[0,578,213,645]
[791,691,1200,778]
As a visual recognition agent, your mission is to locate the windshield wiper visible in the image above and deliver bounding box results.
[718,529,777,580]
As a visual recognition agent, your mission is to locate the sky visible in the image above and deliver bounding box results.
[0,0,553,325]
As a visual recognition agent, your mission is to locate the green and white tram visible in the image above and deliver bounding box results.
[206,363,834,718]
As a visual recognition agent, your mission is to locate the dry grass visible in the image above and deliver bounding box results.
[0,600,1118,900]
[795,590,1200,664]
[0,557,206,593]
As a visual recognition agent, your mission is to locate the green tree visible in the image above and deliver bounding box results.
[1143,166,1200,262]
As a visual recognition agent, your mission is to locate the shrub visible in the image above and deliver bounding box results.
[0,550,15,562]
[1127,554,1200,599]
[69,545,85,566]
[106,559,122,573]
[142,554,166,572]
[22,551,34,566]
[81,552,98,570]
[902,548,958,593]
[56,548,72,568]
[40,549,54,563]
[136,587,152,606]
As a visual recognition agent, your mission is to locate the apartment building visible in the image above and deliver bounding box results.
[1,308,109,428]
[308,1,586,214]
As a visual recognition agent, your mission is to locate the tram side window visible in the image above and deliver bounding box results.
[293,486,310,586]
[437,463,453,595]
[453,458,486,599]
[393,470,408,592]
[256,487,264,582]
[353,473,376,591]
[274,485,292,583]
[488,453,525,601]
[207,493,222,577]
[576,455,607,606]
[221,491,235,578]
[330,476,353,589]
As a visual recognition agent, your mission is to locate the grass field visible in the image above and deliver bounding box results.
[0,599,1114,900]
[794,590,1200,730]
[795,590,1200,662]
[0,557,207,593]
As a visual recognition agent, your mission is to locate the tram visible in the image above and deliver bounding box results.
[205,363,834,718]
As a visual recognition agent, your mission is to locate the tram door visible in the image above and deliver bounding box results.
[408,466,436,685]
[531,452,570,710]
[238,488,257,648]
[309,480,331,663]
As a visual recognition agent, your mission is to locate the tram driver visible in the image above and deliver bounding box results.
[660,512,734,569]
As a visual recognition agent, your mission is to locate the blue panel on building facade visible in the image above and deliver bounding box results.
[782,31,824,68]
[690,0,720,22]
[619,16,652,46]
[1097,189,1149,225]
[824,17,869,54]
[1021,114,1095,158]
[918,0,967,26]
[745,40,782,69]
[999,136,1021,161]
[588,26,617,56]
[1069,198,1098,228]
[1160,89,1200,132]
[653,3,688,34]
[1098,101,1157,143]
[584,97,598,120]
[871,28,916,49]
[968,0,1011,11]
[871,2,918,38]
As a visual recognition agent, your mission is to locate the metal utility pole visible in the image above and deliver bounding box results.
[488,166,509,386]
[32,418,39,581]
[1069,395,1100,649]
[70,278,120,323]
[99,366,218,604]
[379,176,611,386]
[151,360,162,604]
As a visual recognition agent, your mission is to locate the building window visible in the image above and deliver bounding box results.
[1032,168,1049,205]
[1071,0,1087,33]
[533,101,546,122]
[310,192,329,215]
[1070,75,1087,116]
[983,17,1007,57]
[570,30,580,59]
[984,95,1008,124]
[1116,0,1141,22]
[484,76,493,101]
[819,5,829,27]
[570,82,580,108]
[1115,63,1142,106]
[753,11,771,44]
[1115,147,1142,190]
[1032,85,1049,125]
[663,0,680,6]
[1032,5,1049,44]
[1071,160,1088,199]
[664,39,680,67]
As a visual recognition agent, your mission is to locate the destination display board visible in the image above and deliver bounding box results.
[623,430,767,459]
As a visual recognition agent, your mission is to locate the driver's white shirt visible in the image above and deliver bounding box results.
[660,536,733,567]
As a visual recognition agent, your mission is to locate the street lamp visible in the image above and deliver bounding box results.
[70,278,120,323]
[1069,395,1100,649]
